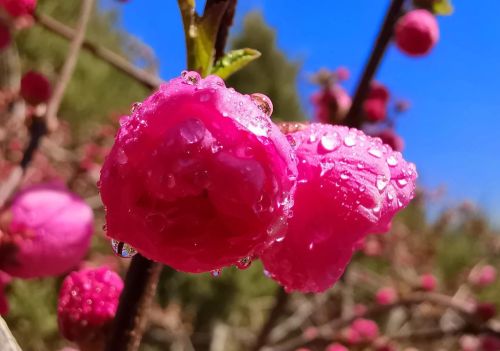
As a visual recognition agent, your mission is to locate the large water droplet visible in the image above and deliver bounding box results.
[343,134,357,147]
[387,155,398,167]
[111,239,137,258]
[340,172,350,180]
[368,148,382,158]
[130,102,142,113]
[210,269,222,277]
[320,135,339,152]
[236,257,252,270]
[397,179,408,188]
[181,71,201,85]
[250,93,273,117]
[376,175,389,191]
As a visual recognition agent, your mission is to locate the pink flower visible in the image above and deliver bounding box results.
[100,72,297,273]
[326,343,348,351]
[303,326,319,340]
[58,267,123,344]
[363,98,387,122]
[0,183,93,278]
[336,66,350,81]
[368,82,390,103]
[0,271,11,315]
[373,130,405,152]
[0,0,36,18]
[481,335,500,351]
[474,302,497,322]
[419,273,437,291]
[346,318,379,344]
[459,335,480,351]
[20,71,52,105]
[0,22,11,51]
[261,124,417,292]
[312,85,351,123]
[395,9,439,57]
[375,287,397,305]
[469,265,497,287]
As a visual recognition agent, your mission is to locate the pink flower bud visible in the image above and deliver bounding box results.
[368,82,390,103]
[375,287,397,305]
[303,326,319,340]
[326,343,349,351]
[373,130,405,152]
[363,98,387,122]
[459,335,480,351]
[312,85,352,123]
[0,22,11,51]
[261,124,417,292]
[0,0,36,18]
[0,183,93,278]
[57,267,123,344]
[336,67,350,81]
[395,9,439,57]
[474,302,497,322]
[0,271,11,315]
[419,273,437,291]
[20,71,52,105]
[469,265,497,287]
[346,318,379,344]
[481,335,500,351]
[99,72,297,273]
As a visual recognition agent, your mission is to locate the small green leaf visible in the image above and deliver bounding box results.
[211,48,261,80]
[433,0,454,16]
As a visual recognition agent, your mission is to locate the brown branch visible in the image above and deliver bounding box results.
[33,12,162,90]
[251,287,289,351]
[105,254,162,351]
[344,0,405,128]
[209,0,237,61]
[45,0,94,132]
[266,292,489,351]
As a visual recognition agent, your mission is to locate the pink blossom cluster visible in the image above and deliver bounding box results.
[100,71,418,293]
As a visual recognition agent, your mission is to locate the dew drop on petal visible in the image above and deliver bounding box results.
[111,239,137,258]
[236,256,252,270]
[387,155,398,167]
[130,102,142,113]
[250,93,273,117]
[210,269,222,277]
[343,133,357,147]
[397,179,408,188]
[182,71,201,85]
[368,147,382,158]
[320,135,339,152]
[376,175,389,191]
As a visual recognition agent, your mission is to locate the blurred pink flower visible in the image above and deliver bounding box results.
[261,124,417,292]
[312,85,351,123]
[0,0,36,18]
[459,335,480,351]
[345,318,379,344]
[99,71,297,273]
[395,9,439,57]
[375,287,397,305]
[20,71,52,105]
[325,343,348,351]
[419,273,437,291]
[336,66,350,81]
[373,129,405,152]
[0,22,11,51]
[0,183,93,278]
[57,267,123,344]
[469,265,497,287]
[363,98,387,122]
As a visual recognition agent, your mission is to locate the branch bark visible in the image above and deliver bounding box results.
[344,0,405,128]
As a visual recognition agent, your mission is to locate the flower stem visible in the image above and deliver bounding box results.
[105,254,162,351]
[344,0,405,128]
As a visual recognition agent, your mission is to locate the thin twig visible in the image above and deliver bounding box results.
[45,0,94,132]
[34,12,162,90]
[105,254,162,351]
[251,287,289,351]
[344,0,405,128]
[209,0,237,61]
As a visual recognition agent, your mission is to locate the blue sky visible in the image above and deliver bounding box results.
[114,1,500,224]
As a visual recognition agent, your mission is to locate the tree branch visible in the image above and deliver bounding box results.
[344,0,405,128]
[34,12,162,90]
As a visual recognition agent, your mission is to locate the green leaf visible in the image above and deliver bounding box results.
[433,0,454,16]
[211,48,261,80]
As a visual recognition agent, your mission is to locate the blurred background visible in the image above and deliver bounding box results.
[1,0,499,350]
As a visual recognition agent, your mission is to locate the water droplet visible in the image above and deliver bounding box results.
[309,134,317,143]
[343,134,357,147]
[340,172,349,180]
[397,179,408,187]
[368,148,382,158]
[250,93,273,117]
[286,134,296,147]
[236,257,252,270]
[111,239,137,258]
[376,175,389,191]
[387,155,398,167]
[116,148,128,165]
[357,162,364,169]
[211,142,223,153]
[182,71,201,85]
[130,102,142,113]
[179,118,205,144]
[359,185,366,193]
[320,135,339,152]
[210,269,222,277]
[387,191,395,200]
